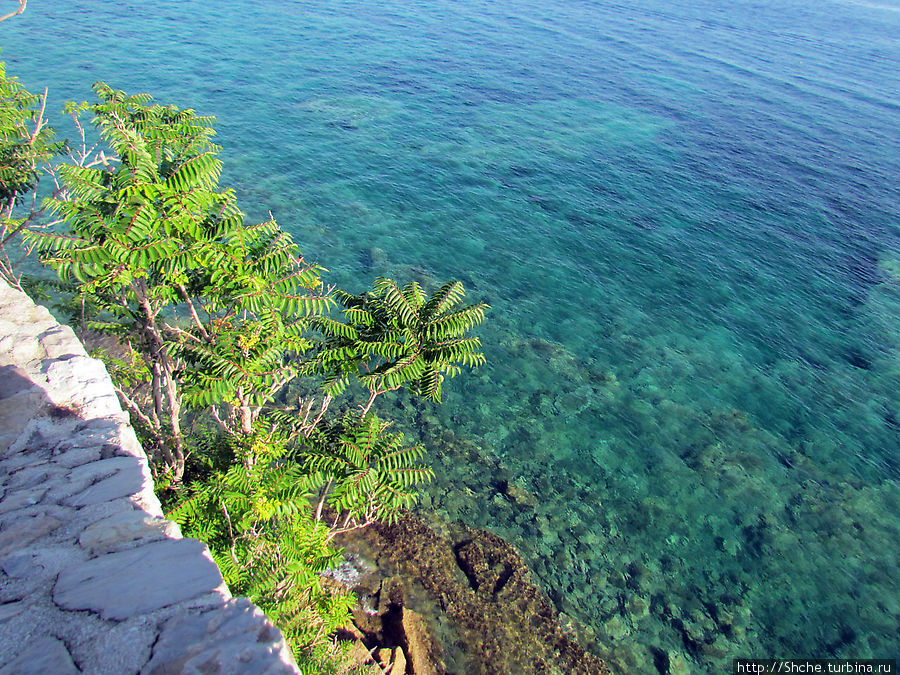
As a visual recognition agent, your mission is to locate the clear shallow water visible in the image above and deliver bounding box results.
[4,0,899,670]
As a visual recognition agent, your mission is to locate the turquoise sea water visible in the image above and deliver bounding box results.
[4,0,899,671]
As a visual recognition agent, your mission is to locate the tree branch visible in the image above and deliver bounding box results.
[29,87,47,146]
[0,0,26,24]
[113,385,159,432]
[359,388,382,417]
[177,284,211,340]
[221,502,239,565]
[211,406,239,437]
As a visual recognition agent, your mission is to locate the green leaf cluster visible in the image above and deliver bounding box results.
[305,412,434,526]
[317,278,488,402]
[0,61,58,202]
[168,434,355,671]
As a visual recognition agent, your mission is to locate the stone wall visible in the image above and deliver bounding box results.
[0,280,299,674]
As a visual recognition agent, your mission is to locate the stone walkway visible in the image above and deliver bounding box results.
[0,280,298,674]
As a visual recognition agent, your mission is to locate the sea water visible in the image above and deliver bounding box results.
[3,0,898,671]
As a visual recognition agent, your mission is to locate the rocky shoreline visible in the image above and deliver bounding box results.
[333,512,612,675]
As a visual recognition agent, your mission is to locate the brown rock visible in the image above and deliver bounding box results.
[379,576,405,615]
[345,640,381,674]
[389,646,407,674]
[401,608,440,675]
[352,605,382,636]
[336,514,610,675]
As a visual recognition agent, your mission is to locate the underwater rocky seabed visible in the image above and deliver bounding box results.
[332,513,612,674]
[319,249,900,675]
[13,88,900,675]
[5,0,900,672]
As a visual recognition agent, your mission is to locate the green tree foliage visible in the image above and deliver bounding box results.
[26,84,330,480]
[304,413,435,531]
[167,430,355,671]
[15,74,488,672]
[0,60,60,287]
[316,278,488,415]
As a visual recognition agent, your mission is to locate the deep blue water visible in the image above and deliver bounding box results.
[3,0,899,671]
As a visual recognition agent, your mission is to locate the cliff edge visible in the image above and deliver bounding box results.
[0,279,299,674]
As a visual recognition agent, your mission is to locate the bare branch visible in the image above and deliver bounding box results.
[306,393,332,437]
[221,502,239,565]
[162,323,203,344]
[177,284,211,340]
[314,478,333,523]
[0,0,26,24]
[297,396,314,429]
[113,384,160,432]
[29,87,47,147]
[211,406,239,437]
[325,516,377,542]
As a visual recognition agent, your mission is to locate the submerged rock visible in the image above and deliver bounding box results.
[335,513,611,674]
[667,650,691,675]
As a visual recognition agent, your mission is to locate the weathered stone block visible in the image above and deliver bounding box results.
[3,465,61,492]
[0,515,63,557]
[62,456,148,507]
[0,486,49,516]
[78,510,181,556]
[54,538,227,620]
[44,356,119,417]
[0,601,24,624]
[142,598,297,675]
[37,325,82,361]
[0,635,79,675]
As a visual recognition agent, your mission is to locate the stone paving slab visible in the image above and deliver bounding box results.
[54,539,227,620]
[0,279,299,673]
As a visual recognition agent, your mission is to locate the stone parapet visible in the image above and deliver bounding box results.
[0,280,299,674]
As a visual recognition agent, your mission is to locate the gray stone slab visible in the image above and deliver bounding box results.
[84,618,158,675]
[0,486,49,516]
[1,546,71,580]
[53,446,102,469]
[142,598,297,675]
[0,324,47,364]
[3,465,62,492]
[0,545,76,603]
[1,451,51,474]
[0,635,80,675]
[0,503,73,532]
[40,456,148,508]
[78,510,180,556]
[43,356,119,417]
[0,514,63,557]
[0,365,36,399]
[54,538,226,620]
[1,421,58,461]
[37,325,82,361]
[63,457,147,508]
[67,456,138,484]
[0,601,25,623]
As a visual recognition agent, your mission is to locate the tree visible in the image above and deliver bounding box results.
[20,78,489,669]
[27,84,330,481]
